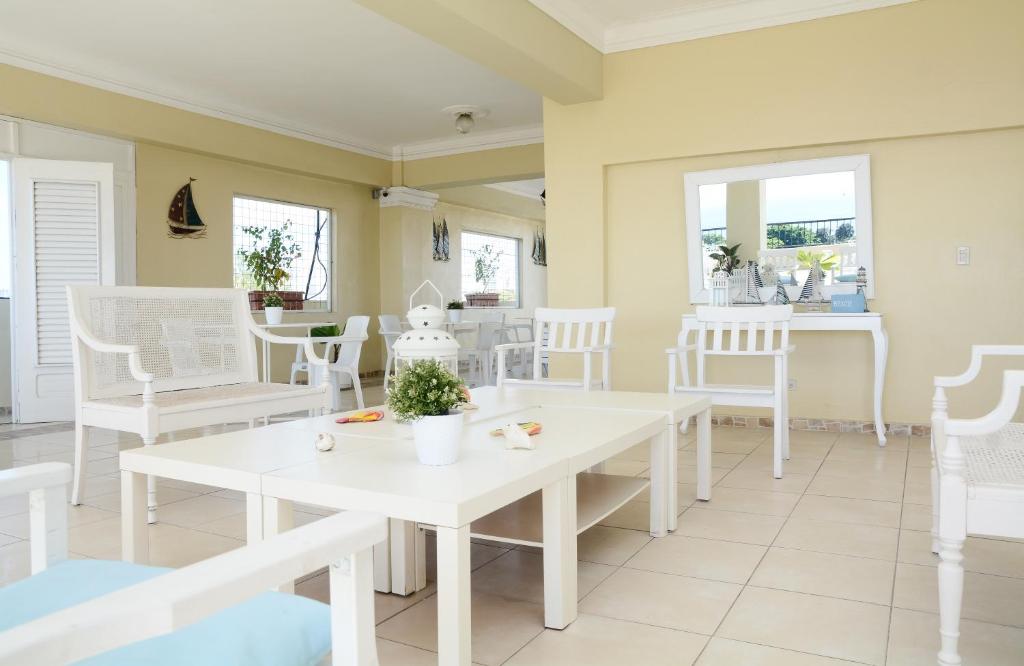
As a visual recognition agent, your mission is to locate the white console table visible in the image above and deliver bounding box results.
[679,311,888,445]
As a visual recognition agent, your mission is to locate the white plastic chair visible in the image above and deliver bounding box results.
[378,314,403,392]
[494,307,615,391]
[667,305,794,479]
[930,345,1024,666]
[462,321,503,386]
[323,316,370,409]
[0,462,385,666]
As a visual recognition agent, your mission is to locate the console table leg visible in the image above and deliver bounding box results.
[872,327,889,446]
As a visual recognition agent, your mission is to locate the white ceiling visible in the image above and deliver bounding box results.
[530,0,917,53]
[0,0,543,159]
[485,178,545,200]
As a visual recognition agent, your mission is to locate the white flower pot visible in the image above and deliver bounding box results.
[411,411,463,466]
[265,306,283,325]
[448,310,462,323]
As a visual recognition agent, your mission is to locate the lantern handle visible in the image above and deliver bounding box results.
[409,279,443,310]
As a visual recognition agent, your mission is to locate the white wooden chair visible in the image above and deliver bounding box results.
[494,307,615,391]
[0,462,385,666]
[931,345,1024,666]
[667,305,794,479]
[378,314,403,392]
[67,286,332,523]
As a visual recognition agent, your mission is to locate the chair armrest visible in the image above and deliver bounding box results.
[495,341,536,352]
[773,345,797,356]
[0,463,71,500]
[71,325,154,383]
[666,346,696,354]
[934,345,1024,389]
[944,370,1024,437]
[0,510,388,665]
[580,345,614,353]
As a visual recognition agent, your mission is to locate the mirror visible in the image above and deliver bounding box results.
[684,155,873,304]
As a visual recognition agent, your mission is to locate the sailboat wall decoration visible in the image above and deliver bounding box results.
[167,178,207,238]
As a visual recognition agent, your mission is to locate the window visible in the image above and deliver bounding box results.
[460,231,520,308]
[232,196,332,311]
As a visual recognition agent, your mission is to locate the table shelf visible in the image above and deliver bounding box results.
[424,472,650,547]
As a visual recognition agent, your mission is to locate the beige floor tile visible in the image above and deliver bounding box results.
[835,432,908,450]
[580,567,741,634]
[0,494,27,518]
[908,448,933,468]
[194,512,247,540]
[887,607,1024,666]
[612,442,650,462]
[504,613,707,666]
[0,540,31,586]
[375,638,457,666]
[894,562,1024,626]
[376,591,545,666]
[470,549,615,603]
[0,532,19,547]
[774,518,898,561]
[676,506,785,546]
[697,637,862,665]
[422,534,511,582]
[672,465,731,485]
[295,571,439,625]
[677,449,747,469]
[806,473,905,502]
[790,495,900,528]
[711,438,764,455]
[577,525,651,566]
[785,430,839,446]
[67,516,242,565]
[734,455,823,475]
[750,547,895,604]
[717,468,813,494]
[625,535,766,584]
[151,494,247,528]
[749,442,829,462]
[718,587,890,665]
[826,445,908,464]
[700,486,800,517]
[636,482,697,507]
[901,503,934,532]
[815,458,907,483]
[904,465,931,486]
[903,482,932,505]
[0,503,116,539]
[83,485,200,513]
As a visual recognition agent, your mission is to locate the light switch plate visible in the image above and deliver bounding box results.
[956,246,970,265]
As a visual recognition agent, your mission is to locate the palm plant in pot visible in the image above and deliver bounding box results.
[446,299,465,323]
[238,223,302,311]
[386,359,467,466]
[262,292,284,325]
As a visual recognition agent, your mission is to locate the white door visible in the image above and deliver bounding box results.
[12,159,115,422]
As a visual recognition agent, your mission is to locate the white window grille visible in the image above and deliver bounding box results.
[232,196,332,311]
[460,231,520,308]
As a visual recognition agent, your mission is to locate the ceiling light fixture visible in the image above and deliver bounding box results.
[442,105,489,135]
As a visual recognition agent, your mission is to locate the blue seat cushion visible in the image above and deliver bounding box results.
[0,559,331,666]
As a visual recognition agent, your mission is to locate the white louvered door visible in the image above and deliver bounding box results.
[12,159,115,422]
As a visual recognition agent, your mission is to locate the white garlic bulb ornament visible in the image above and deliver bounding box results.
[314,432,336,452]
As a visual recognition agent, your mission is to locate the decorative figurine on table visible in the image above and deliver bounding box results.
[856,266,870,312]
[744,260,763,304]
[710,270,731,306]
[798,259,826,310]
[758,263,779,305]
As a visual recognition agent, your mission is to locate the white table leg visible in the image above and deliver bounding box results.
[330,547,377,666]
[28,482,66,574]
[542,476,578,629]
[648,430,669,538]
[121,470,148,564]
[872,326,888,446]
[263,496,295,593]
[373,539,391,593]
[696,408,712,501]
[667,420,679,532]
[436,524,472,666]
[245,492,264,545]
[389,518,419,595]
[262,337,270,383]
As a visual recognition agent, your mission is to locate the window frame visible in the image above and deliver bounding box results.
[459,229,523,309]
[231,193,335,313]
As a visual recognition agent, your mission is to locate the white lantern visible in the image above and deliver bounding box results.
[393,280,460,375]
[709,270,731,307]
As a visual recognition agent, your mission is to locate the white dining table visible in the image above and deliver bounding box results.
[119,388,712,666]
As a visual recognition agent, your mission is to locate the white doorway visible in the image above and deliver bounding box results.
[0,160,12,424]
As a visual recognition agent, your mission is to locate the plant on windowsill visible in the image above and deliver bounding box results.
[446,299,465,323]
[466,244,501,307]
[262,292,284,325]
[238,223,304,311]
[386,359,468,466]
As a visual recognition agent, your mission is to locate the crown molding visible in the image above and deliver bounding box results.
[394,124,544,161]
[378,186,440,211]
[530,0,916,54]
[484,180,545,201]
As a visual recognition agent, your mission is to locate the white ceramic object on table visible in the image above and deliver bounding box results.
[264,306,283,325]
[411,411,463,465]
[448,310,462,323]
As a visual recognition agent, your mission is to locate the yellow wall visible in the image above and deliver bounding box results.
[136,143,382,379]
[544,0,1024,423]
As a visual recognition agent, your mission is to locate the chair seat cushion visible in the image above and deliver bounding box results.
[0,559,331,666]
[84,382,325,414]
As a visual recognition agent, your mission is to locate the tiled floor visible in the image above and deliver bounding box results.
[3,389,1024,665]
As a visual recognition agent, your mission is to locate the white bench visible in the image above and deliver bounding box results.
[67,286,333,522]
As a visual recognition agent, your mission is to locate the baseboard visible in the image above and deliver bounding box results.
[698,413,930,438]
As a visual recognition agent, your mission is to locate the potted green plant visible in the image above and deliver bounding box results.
[262,292,284,325]
[465,244,500,307]
[386,359,467,465]
[237,223,303,311]
[708,243,743,275]
[446,299,465,323]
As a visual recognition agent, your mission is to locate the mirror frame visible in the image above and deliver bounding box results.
[684,154,874,304]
